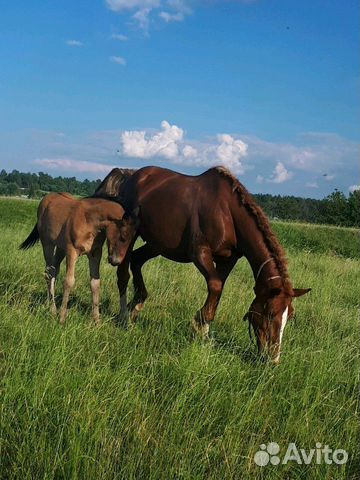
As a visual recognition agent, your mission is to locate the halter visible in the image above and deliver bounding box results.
[248,257,281,346]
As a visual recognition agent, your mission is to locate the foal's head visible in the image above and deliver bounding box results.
[244,285,311,363]
[106,208,139,266]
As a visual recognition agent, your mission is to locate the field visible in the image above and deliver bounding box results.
[0,197,359,479]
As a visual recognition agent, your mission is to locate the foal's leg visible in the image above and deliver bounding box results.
[59,249,78,325]
[129,244,157,324]
[88,247,102,325]
[49,248,66,314]
[192,248,237,339]
[43,244,56,313]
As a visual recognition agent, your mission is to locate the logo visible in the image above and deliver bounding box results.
[254,442,348,467]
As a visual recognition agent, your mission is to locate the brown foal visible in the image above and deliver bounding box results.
[20,193,137,324]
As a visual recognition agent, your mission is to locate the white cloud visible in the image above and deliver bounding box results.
[4,126,355,195]
[349,185,360,193]
[110,56,127,65]
[243,133,359,175]
[34,158,117,174]
[159,11,185,22]
[106,0,190,30]
[268,162,293,184]
[111,33,128,41]
[215,134,248,174]
[121,120,248,174]
[106,0,160,11]
[66,39,84,47]
[132,8,152,30]
[159,0,191,22]
[305,181,319,188]
[182,144,197,158]
[122,120,183,160]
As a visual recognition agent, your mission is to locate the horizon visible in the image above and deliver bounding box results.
[0,0,359,200]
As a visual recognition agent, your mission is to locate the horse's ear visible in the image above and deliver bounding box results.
[292,288,311,297]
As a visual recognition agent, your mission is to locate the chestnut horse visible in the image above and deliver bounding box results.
[20,193,137,324]
[95,166,310,363]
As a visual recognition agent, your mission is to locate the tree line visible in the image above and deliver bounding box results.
[0,169,359,228]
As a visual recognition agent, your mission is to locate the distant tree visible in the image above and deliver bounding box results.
[5,182,19,196]
[347,190,360,227]
[322,190,348,226]
[28,183,37,198]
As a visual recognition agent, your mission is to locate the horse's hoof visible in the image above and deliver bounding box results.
[191,316,210,340]
[129,303,143,323]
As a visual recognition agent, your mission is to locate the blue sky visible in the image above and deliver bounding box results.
[0,0,359,198]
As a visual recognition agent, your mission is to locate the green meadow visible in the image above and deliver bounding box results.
[0,197,359,479]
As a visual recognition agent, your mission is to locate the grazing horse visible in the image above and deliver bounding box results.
[20,193,137,324]
[96,166,311,363]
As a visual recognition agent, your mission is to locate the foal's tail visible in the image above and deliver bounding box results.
[19,224,39,250]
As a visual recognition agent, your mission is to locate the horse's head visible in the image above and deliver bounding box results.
[244,285,311,363]
[106,207,139,266]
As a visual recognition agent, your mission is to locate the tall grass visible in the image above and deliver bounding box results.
[0,198,359,479]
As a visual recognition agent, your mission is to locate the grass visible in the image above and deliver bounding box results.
[0,197,359,479]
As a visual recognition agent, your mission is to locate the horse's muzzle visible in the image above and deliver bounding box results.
[108,255,122,266]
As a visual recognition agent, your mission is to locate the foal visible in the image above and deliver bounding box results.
[20,193,137,324]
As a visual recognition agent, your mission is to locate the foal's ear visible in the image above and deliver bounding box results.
[123,206,139,222]
[292,288,311,297]
[132,206,140,218]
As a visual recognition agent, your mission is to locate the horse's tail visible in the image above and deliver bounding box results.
[19,223,39,250]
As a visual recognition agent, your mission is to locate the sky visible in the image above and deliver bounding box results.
[0,0,359,198]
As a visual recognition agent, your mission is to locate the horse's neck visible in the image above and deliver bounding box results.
[241,230,280,284]
[84,202,116,230]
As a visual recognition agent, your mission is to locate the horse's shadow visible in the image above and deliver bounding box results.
[210,335,263,365]
[27,291,114,320]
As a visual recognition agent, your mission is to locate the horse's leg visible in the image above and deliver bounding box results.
[88,247,102,325]
[116,237,137,324]
[192,248,237,339]
[129,244,157,324]
[116,251,131,324]
[50,248,65,314]
[59,249,78,325]
[42,244,56,313]
[215,255,238,286]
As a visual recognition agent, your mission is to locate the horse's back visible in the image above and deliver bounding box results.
[125,166,237,258]
[37,193,78,245]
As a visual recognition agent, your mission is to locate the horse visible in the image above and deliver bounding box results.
[94,166,311,363]
[20,193,138,324]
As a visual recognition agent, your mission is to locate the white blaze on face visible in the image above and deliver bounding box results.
[279,306,289,347]
[273,306,289,364]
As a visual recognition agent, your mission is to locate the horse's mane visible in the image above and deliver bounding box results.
[92,168,136,198]
[213,166,291,290]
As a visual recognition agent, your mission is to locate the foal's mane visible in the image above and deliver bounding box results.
[213,166,291,291]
